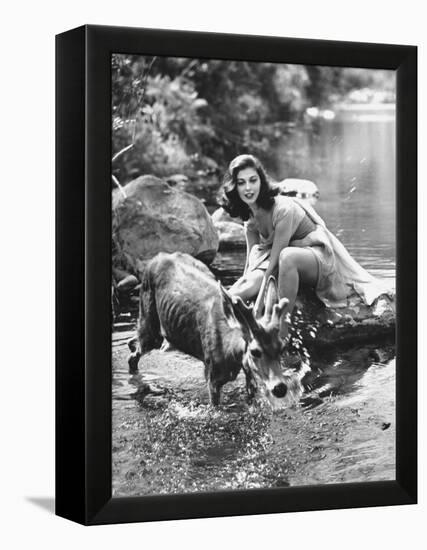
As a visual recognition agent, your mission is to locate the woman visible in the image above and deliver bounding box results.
[220,154,390,342]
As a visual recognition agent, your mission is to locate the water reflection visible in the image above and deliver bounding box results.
[277,113,395,274]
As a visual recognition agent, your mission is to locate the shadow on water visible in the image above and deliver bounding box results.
[300,340,395,408]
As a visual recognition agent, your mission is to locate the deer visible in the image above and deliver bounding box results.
[130,251,289,405]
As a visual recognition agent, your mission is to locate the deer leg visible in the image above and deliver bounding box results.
[127,337,142,374]
[208,379,222,406]
[137,276,162,355]
[129,276,163,374]
[206,364,222,406]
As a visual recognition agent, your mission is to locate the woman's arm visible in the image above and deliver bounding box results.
[263,217,293,279]
[253,217,292,316]
[243,224,260,275]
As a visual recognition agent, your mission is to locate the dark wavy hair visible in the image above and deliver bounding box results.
[219,154,278,221]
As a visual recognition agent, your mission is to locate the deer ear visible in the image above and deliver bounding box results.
[264,276,278,320]
[231,295,262,336]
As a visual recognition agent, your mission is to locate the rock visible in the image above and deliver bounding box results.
[112,266,133,283]
[292,289,395,348]
[112,175,219,273]
[211,208,245,250]
[278,178,319,206]
[211,207,243,225]
[116,274,139,292]
[214,221,246,249]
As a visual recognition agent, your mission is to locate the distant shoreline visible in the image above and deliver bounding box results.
[335,102,395,111]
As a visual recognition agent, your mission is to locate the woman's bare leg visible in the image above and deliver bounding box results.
[278,248,319,341]
[228,269,264,302]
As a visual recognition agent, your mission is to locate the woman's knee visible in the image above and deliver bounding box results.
[279,247,319,286]
[279,248,300,271]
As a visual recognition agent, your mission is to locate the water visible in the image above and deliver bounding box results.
[275,107,396,281]
[112,107,396,496]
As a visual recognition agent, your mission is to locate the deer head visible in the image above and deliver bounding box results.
[220,278,289,400]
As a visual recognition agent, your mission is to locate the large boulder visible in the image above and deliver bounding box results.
[113,175,219,274]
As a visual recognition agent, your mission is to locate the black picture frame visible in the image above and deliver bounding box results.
[55,24,417,526]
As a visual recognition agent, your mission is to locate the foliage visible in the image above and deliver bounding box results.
[112,55,214,183]
[112,54,395,204]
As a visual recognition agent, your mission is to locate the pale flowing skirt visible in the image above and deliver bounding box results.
[247,225,394,309]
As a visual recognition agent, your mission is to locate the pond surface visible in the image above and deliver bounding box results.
[277,105,396,279]
[112,106,396,496]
